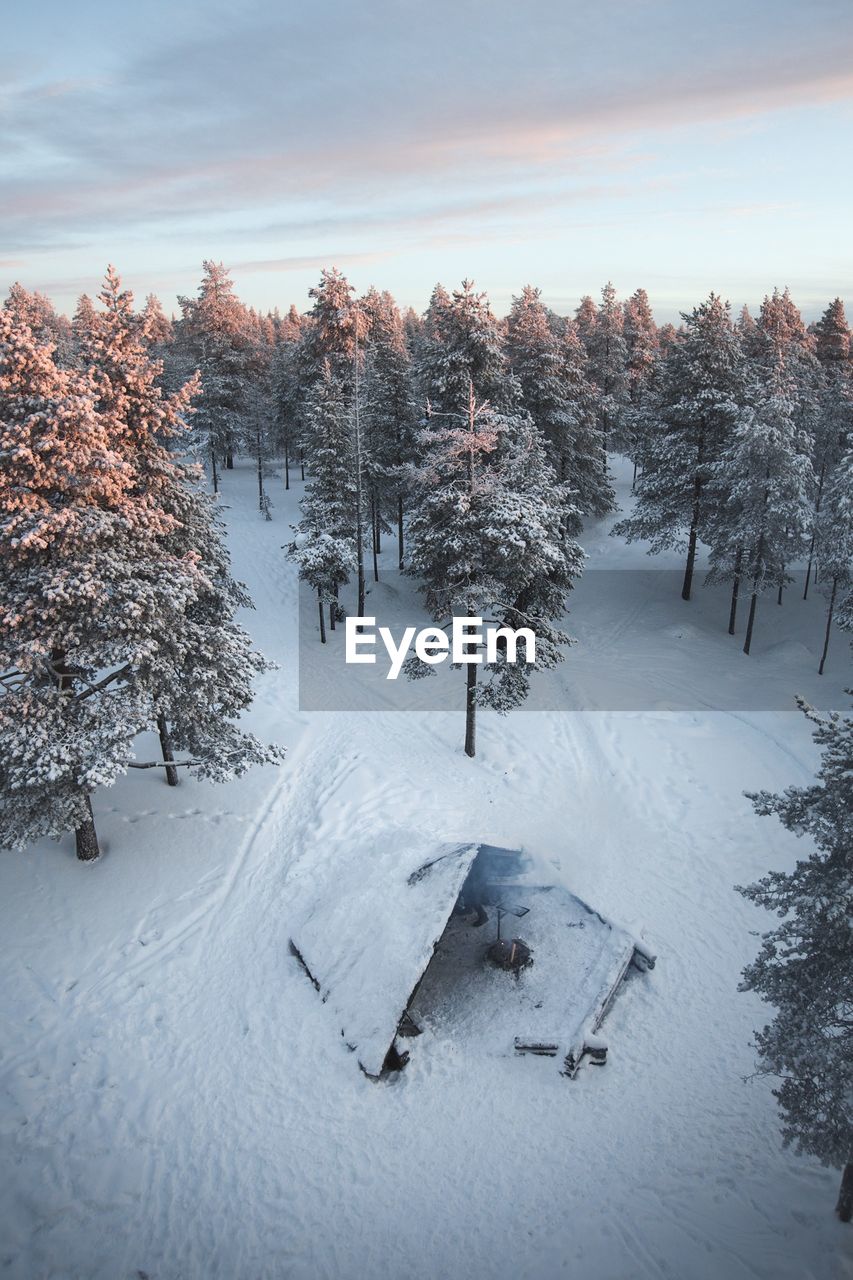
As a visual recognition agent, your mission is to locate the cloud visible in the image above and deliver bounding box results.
[3,0,853,254]
[3,0,853,318]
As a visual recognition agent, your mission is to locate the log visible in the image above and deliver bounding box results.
[515,1038,559,1057]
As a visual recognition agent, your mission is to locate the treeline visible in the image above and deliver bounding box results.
[239,268,849,697]
[616,291,853,664]
[2,265,852,847]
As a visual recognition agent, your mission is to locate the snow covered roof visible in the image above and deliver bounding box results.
[290,837,481,1078]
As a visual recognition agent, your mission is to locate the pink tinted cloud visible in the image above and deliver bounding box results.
[4,49,852,246]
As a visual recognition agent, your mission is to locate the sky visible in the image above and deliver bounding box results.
[2,0,853,323]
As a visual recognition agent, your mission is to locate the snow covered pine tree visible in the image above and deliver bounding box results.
[81,268,281,791]
[506,285,613,525]
[706,353,812,653]
[614,294,745,602]
[0,272,279,860]
[177,261,255,491]
[408,280,583,756]
[738,699,853,1221]
[286,361,357,642]
[0,300,187,858]
[407,379,582,756]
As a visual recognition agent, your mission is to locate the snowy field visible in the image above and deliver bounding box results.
[1,456,851,1280]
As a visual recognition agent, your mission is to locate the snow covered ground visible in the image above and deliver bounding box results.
[1,457,851,1280]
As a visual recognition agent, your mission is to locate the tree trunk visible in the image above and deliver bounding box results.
[819,576,838,675]
[372,502,380,583]
[75,794,100,862]
[318,589,326,644]
[329,583,337,633]
[354,345,366,617]
[743,587,759,656]
[397,495,404,569]
[682,526,698,601]
[682,472,702,601]
[632,456,638,490]
[284,438,290,490]
[777,565,785,606]
[300,451,305,481]
[803,461,826,600]
[157,714,179,787]
[211,447,219,495]
[837,1162,853,1222]
[256,425,265,513]
[464,662,477,759]
[52,649,102,860]
[728,548,743,635]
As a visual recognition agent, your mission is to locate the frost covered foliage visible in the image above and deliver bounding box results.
[286,363,357,633]
[828,446,853,663]
[302,268,362,393]
[359,288,417,569]
[3,283,72,362]
[706,355,813,653]
[614,294,745,601]
[622,287,661,477]
[0,302,190,854]
[150,474,282,781]
[586,281,629,455]
[506,286,613,525]
[410,284,583,752]
[407,378,582,755]
[177,261,256,488]
[0,272,279,858]
[738,699,853,1219]
[416,280,510,415]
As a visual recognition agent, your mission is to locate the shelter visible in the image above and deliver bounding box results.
[289,839,654,1080]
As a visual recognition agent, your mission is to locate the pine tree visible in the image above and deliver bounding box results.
[71,294,99,354]
[177,261,253,488]
[736,304,763,359]
[657,322,679,357]
[406,378,581,756]
[708,356,812,653]
[613,294,744,601]
[804,300,853,599]
[0,301,196,857]
[813,297,851,366]
[574,295,598,357]
[294,269,370,610]
[817,446,853,673]
[623,288,660,483]
[286,363,357,640]
[754,289,823,604]
[3,283,72,361]
[737,699,853,1221]
[149,471,281,780]
[415,279,510,416]
[92,268,279,762]
[302,268,361,392]
[506,286,574,473]
[140,293,174,348]
[271,305,304,490]
[559,323,614,524]
[0,271,281,858]
[359,289,416,571]
[586,282,629,458]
